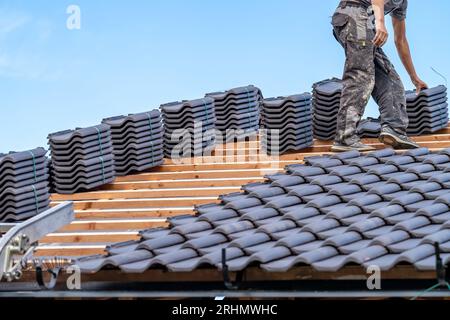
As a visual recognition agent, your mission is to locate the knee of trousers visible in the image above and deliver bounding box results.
[342,72,375,105]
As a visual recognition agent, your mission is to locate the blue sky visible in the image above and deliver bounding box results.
[0,0,449,151]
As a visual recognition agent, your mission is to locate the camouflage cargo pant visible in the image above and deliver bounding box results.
[332,5,409,145]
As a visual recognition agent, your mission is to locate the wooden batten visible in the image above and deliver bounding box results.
[21,265,435,286]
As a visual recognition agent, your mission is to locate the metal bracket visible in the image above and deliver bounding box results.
[221,248,244,290]
[434,242,447,287]
[0,202,75,282]
[1,234,34,282]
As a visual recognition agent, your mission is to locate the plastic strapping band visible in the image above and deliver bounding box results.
[203,99,209,123]
[28,151,37,182]
[147,112,154,137]
[431,67,448,87]
[94,127,104,156]
[147,113,155,165]
[99,156,106,184]
[149,142,154,165]
[32,185,39,213]
[245,87,253,127]
[304,94,311,116]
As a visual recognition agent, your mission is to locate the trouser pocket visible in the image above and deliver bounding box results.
[332,13,350,45]
[332,8,372,46]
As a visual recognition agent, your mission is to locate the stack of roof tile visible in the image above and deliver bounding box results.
[161,98,216,158]
[0,148,50,222]
[312,78,342,141]
[206,85,262,141]
[356,86,448,138]
[102,110,164,176]
[406,85,448,135]
[48,125,116,194]
[78,147,450,274]
[357,118,381,138]
[261,93,314,155]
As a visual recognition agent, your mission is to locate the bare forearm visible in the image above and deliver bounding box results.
[371,0,388,46]
[392,18,428,92]
[396,39,418,80]
[371,0,385,24]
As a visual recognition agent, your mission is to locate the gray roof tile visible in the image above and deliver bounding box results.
[78,250,154,273]
[166,257,204,272]
[299,246,340,264]
[138,234,185,252]
[340,213,370,225]
[260,256,302,272]
[107,241,140,255]
[214,221,255,236]
[266,195,303,209]
[371,230,410,246]
[271,228,302,240]
[257,221,297,234]
[276,232,316,247]
[363,226,395,239]
[320,202,356,215]
[251,216,284,227]
[283,207,321,224]
[200,247,244,265]
[323,231,362,247]
[316,226,348,239]
[182,234,228,250]
[338,240,372,254]
[415,254,450,271]
[240,207,280,222]
[430,212,450,224]
[287,184,323,197]
[388,239,422,253]
[229,233,271,249]
[224,197,262,210]
[384,212,416,224]
[409,224,442,237]
[292,241,325,254]
[271,175,306,188]
[242,242,277,255]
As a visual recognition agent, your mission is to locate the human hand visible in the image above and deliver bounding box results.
[412,77,428,94]
[373,21,389,47]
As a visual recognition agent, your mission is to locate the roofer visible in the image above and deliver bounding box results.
[330,0,428,152]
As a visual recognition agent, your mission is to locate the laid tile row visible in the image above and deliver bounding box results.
[77,148,450,274]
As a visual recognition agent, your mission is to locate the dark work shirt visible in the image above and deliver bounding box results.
[343,0,408,20]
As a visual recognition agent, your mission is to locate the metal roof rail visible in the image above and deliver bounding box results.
[0,202,74,282]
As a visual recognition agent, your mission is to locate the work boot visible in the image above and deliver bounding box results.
[379,127,420,150]
[331,142,376,152]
